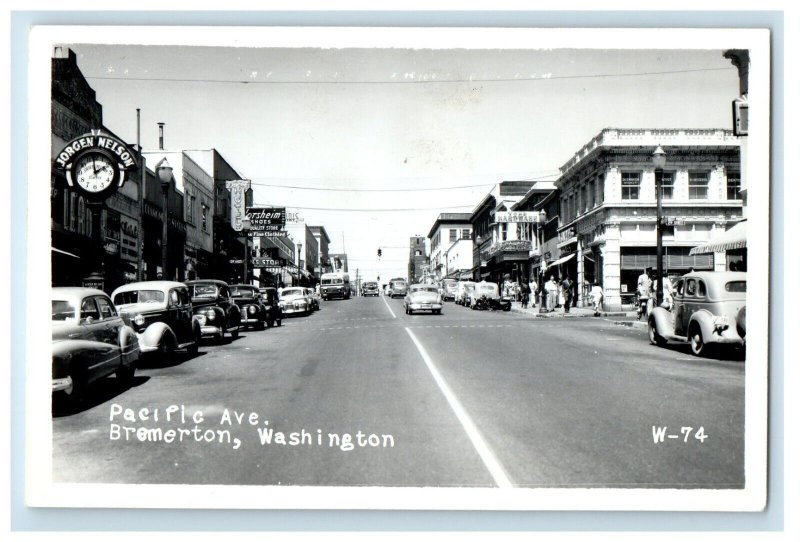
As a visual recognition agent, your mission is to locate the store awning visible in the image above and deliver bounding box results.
[547,253,575,269]
[52,247,80,259]
[689,221,747,255]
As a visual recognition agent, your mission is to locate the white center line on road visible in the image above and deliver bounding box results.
[405,327,514,489]
[382,295,397,319]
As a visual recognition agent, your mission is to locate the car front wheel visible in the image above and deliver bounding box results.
[648,320,667,346]
[689,324,706,356]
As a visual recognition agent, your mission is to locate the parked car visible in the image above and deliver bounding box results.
[112,281,202,358]
[52,287,140,405]
[441,279,458,302]
[278,287,311,316]
[258,287,283,328]
[230,284,268,330]
[185,279,242,342]
[362,281,380,297]
[403,284,443,315]
[648,271,746,356]
[456,281,477,306]
[305,287,321,311]
[470,281,512,311]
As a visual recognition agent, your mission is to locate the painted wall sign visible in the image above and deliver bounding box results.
[495,211,545,223]
[246,206,286,237]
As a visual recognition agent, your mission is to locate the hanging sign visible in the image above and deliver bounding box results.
[246,207,286,237]
[226,180,251,232]
[495,211,545,223]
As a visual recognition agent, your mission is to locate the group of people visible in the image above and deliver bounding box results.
[502,275,605,316]
[636,267,675,320]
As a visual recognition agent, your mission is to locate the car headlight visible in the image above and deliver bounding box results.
[134,314,145,326]
[206,309,216,321]
[249,306,257,314]
[196,314,207,325]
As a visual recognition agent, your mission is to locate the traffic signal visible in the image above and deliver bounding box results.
[377,248,382,258]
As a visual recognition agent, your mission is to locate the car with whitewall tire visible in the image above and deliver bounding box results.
[185,280,242,343]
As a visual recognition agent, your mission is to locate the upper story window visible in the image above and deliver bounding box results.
[462,229,471,240]
[595,175,604,206]
[187,194,196,225]
[688,171,709,200]
[201,203,209,232]
[621,172,641,200]
[660,172,675,200]
[449,229,457,242]
[727,171,742,200]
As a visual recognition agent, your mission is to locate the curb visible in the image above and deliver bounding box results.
[508,307,634,319]
[614,320,649,330]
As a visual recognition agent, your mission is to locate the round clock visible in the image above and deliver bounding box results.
[71,150,121,200]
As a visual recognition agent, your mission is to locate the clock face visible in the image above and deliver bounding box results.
[74,153,117,193]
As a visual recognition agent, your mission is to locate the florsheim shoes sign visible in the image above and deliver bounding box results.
[245,207,287,237]
[53,130,138,201]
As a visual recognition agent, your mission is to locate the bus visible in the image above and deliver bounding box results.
[320,272,351,300]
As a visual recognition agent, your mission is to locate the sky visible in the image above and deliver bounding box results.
[68,44,740,281]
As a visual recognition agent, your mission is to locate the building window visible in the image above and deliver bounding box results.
[201,203,208,232]
[462,229,471,240]
[586,184,593,211]
[596,175,604,206]
[727,172,742,200]
[660,172,675,200]
[449,229,457,242]
[621,172,641,200]
[186,194,196,225]
[689,172,709,200]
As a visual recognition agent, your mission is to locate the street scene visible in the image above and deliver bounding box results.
[45,36,756,492]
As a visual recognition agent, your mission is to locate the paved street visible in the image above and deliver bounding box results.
[52,295,745,488]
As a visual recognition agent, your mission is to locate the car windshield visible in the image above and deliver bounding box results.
[321,278,342,285]
[477,284,496,293]
[725,281,746,293]
[230,286,258,298]
[113,290,164,305]
[52,299,77,321]
[281,289,304,297]
[189,284,218,297]
[365,282,377,288]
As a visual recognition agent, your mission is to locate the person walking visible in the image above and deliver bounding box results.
[529,279,538,308]
[636,268,653,320]
[545,275,559,312]
[520,281,530,309]
[560,275,574,313]
[590,282,604,316]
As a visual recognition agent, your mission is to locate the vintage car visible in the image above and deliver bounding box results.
[278,287,312,316]
[648,271,746,356]
[362,281,380,297]
[388,279,408,299]
[403,284,443,315]
[258,287,283,328]
[112,281,201,357]
[52,287,140,405]
[470,281,512,311]
[305,287,322,311]
[185,280,242,342]
[230,284,269,330]
[441,279,459,302]
[456,281,477,306]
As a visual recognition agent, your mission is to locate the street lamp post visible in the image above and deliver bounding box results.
[242,216,251,285]
[652,145,667,307]
[156,158,173,280]
[297,243,303,286]
[537,209,548,313]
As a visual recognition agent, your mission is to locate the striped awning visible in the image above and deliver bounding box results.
[689,221,747,255]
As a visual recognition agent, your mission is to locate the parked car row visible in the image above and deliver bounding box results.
[51,279,295,408]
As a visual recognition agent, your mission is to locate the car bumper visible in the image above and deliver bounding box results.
[52,376,73,393]
[241,317,262,325]
[199,325,225,337]
[409,303,442,311]
[282,307,308,315]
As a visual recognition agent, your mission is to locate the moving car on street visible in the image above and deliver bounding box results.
[441,279,458,302]
[230,284,269,330]
[185,280,242,343]
[305,287,321,311]
[455,281,477,306]
[648,271,746,356]
[112,281,201,358]
[470,281,512,311]
[362,281,380,297]
[388,278,408,299]
[278,287,312,316]
[52,287,140,405]
[258,287,283,328]
[403,284,443,315]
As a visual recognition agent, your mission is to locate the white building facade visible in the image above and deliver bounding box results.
[554,128,742,309]
[426,213,473,281]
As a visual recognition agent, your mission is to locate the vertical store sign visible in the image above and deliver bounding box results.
[225,179,251,232]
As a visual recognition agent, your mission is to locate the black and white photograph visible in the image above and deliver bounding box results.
[25,25,771,511]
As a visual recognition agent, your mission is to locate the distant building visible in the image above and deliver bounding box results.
[408,236,428,283]
[308,226,332,277]
[552,128,742,309]
[426,213,472,281]
[329,253,349,273]
[284,222,319,286]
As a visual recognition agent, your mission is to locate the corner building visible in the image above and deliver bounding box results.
[554,128,742,309]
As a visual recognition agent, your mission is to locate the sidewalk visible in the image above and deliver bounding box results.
[508,302,636,319]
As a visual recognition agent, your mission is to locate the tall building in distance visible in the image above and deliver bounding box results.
[427,213,472,281]
[408,235,428,284]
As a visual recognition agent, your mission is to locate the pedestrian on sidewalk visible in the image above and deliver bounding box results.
[590,282,604,316]
[529,279,538,308]
[545,275,559,312]
[520,281,530,309]
[560,275,574,313]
